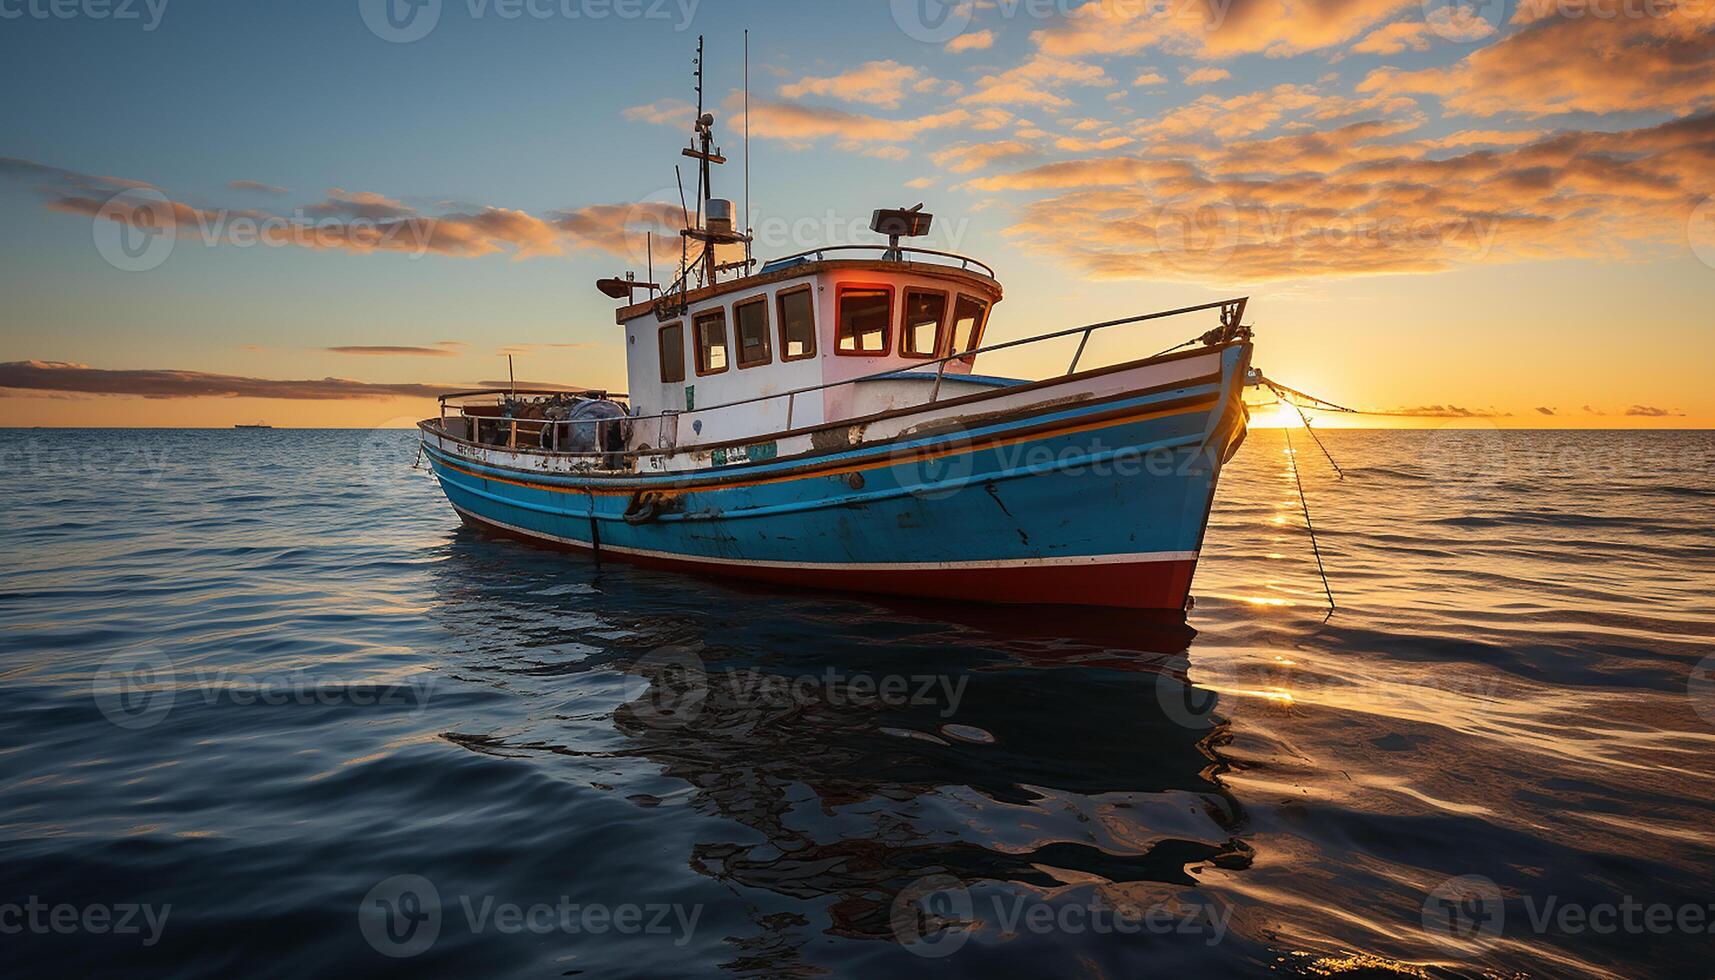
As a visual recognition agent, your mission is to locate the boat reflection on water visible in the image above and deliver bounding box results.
[429,525,1254,970]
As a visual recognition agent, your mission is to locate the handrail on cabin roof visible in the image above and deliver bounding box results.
[605,296,1247,424]
[438,387,620,404]
[435,298,1248,434]
[757,244,998,279]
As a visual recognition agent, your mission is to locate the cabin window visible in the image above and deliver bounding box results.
[950,294,990,362]
[900,289,948,359]
[836,285,891,355]
[733,296,772,368]
[693,309,728,375]
[776,286,816,360]
[658,322,685,384]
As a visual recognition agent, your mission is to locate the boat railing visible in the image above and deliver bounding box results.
[435,296,1248,458]
[760,244,998,280]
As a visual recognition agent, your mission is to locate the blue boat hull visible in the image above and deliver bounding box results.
[422,343,1250,609]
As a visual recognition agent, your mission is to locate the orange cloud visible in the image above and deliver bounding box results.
[946,29,996,52]
[1352,19,1435,54]
[1054,135,1134,152]
[959,54,1111,108]
[327,346,457,357]
[1032,0,1420,59]
[1360,9,1715,117]
[932,140,1040,173]
[0,361,448,400]
[9,157,693,265]
[303,188,416,221]
[965,157,1198,191]
[779,60,927,109]
[1183,67,1231,85]
[679,97,976,146]
[228,179,288,194]
[985,111,1715,282]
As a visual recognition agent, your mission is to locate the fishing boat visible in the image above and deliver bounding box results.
[417,42,1254,611]
[235,421,272,429]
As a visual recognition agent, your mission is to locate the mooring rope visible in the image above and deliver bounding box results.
[1266,381,1344,479]
[1283,426,1336,616]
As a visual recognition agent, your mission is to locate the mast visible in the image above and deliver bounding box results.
[678,34,744,291]
[695,36,713,285]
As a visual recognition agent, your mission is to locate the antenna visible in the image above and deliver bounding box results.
[693,36,705,235]
[675,164,689,301]
[507,354,515,399]
[744,29,751,268]
[645,230,653,292]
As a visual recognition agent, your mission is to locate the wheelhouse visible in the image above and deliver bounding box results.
[617,249,1002,450]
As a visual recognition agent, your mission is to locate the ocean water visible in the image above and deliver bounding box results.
[1,427,1711,978]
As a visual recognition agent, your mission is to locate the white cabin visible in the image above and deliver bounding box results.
[615,251,1005,453]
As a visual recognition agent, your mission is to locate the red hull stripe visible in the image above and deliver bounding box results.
[452,505,1199,610]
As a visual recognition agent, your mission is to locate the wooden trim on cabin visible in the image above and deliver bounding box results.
[692,308,729,376]
[732,295,773,369]
[775,284,817,362]
[950,293,991,365]
[616,258,1002,324]
[658,321,685,384]
[834,282,894,357]
[899,286,951,359]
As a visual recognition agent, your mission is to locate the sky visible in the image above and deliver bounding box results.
[1,0,1711,428]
